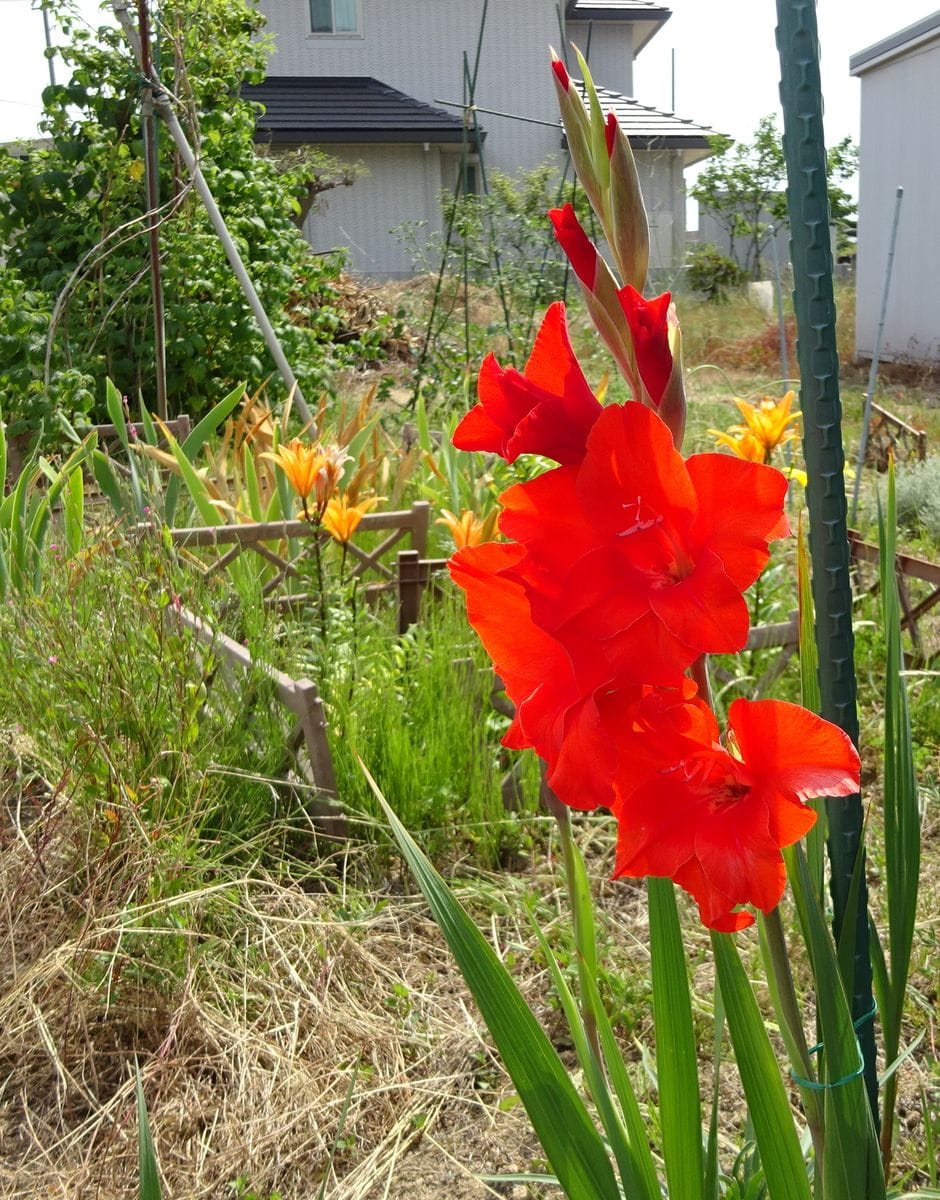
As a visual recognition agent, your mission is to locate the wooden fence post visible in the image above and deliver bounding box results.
[397,550,424,633]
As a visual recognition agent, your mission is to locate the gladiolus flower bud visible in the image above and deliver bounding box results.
[607,113,650,293]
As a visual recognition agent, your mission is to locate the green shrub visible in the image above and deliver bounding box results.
[891,457,940,545]
[685,243,747,302]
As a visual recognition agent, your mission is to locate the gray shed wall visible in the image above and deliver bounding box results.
[855,33,940,363]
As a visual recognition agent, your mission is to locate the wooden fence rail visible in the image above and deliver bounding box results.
[849,529,940,660]
[171,604,345,834]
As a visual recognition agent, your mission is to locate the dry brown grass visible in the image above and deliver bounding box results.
[0,749,559,1200]
[2,723,938,1198]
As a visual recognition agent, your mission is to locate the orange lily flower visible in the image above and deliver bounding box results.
[262,438,350,514]
[710,392,800,465]
[322,493,379,543]
[437,508,491,550]
[708,428,767,463]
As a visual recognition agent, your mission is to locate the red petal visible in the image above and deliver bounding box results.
[684,454,790,589]
[550,204,598,291]
[692,787,790,915]
[552,58,570,91]
[577,403,697,541]
[619,287,673,404]
[728,698,861,803]
[449,543,562,708]
[649,549,751,653]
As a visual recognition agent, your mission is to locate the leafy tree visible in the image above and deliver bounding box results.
[0,0,386,436]
[691,114,858,278]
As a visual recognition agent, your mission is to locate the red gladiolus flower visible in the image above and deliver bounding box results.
[453,302,602,465]
[613,698,861,931]
[499,403,790,660]
[619,285,673,406]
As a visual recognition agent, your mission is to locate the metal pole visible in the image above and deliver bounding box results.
[850,185,904,524]
[41,4,56,88]
[770,227,789,383]
[775,0,879,1119]
[110,0,314,428]
[137,0,168,420]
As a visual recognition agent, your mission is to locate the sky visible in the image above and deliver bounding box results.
[1,1,936,194]
[633,0,937,215]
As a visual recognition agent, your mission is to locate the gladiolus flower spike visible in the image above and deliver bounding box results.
[448,364,856,931]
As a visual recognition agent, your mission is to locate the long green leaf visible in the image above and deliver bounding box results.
[63,466,85,557]
[531,916,648,1200]
[711,932,812,1200]
[0,415,7,495]
[648,877,705,1200]
[877,458,921,1175]
[580,961,661,1200]
[91,449,131,518]
[105,377,129,446]
[135,1066,163,1200]
[364,765,620,1200]
[164,382,245,524]
[787,845,885,1200]
[157,420,225,528]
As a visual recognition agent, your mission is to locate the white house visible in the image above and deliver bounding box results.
[850,11,940,364]
[248,0,716,279]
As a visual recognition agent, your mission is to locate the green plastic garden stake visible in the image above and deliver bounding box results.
[774,0,878,1118]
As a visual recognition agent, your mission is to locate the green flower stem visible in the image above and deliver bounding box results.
[759,906,826,1171]
[546,788,602,1064]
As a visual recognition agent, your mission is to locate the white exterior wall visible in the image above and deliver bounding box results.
[567,21,635,95]
[636,151,685,282]
[261,0,565,175]
[855,34,940,362]
[304,143,448,277]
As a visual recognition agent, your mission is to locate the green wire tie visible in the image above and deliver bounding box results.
[790,1001,878,1091]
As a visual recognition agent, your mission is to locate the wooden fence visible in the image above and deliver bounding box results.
[150,501,430,613]
[171,604,345,834]
[849,530,940,662]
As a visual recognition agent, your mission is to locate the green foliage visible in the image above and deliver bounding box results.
[685,243,747,303]
[0,0,386,437]
[691,115,858,276]
[0,535,290,850]
[397,164,588,396]
[890,457,940,545]
[299,591,538,868]
[0,266,94,449]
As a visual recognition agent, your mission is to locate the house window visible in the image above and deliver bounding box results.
[310,0,358,33]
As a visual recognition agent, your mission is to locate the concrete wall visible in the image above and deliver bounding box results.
[855,33,940,363]
[567,21,635,96]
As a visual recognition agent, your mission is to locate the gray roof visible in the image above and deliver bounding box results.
[566,0,671,52]
[849,10,940,75]
[575,83,717,165]
[244,76,478,145]
[566,0,670,15]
